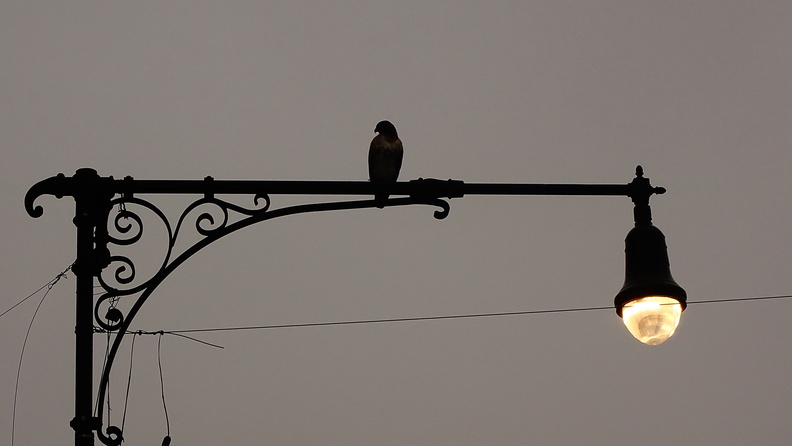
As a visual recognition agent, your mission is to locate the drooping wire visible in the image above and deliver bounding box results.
[1,263,73,320]
[121,332,139,435]
[91,327,225,349]
[11,260,786,444]
[157,333,171,440]
[95,296,121,418]
[105,329,112,423]
[11,264,73,446]
[11,289,50,446]
[167,332,225,349]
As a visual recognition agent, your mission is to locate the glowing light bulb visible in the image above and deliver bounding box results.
[621,296,682,345]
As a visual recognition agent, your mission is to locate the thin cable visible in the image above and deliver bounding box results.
[167,332,224,349]
[120,293,792,336]
[105,330,112,422]
[121,332,139,434]
[92,306,612,338]
[157,333,171,438]
[163,305,614,334]
[11,267,71,446]
[0,263,73,320]
[91,328,226,349]
[89,293,792,341]
[688,294,792,305]
[95,317,116,417]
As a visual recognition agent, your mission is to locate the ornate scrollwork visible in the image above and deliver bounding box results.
[111,208,144,245]
[98,426,123,446]
[92,193,451,445]
[26,171,459,446]
[93,193,272,332]
[427,198,451,219]
[91,194,449,336]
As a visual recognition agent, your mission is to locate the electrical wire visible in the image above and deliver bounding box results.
[165,305,614,334]
[687,294,792,305]
[0,263,73,320]
[6,264,789,446]
[105,293,792,337]
[101,330,112,421]
[121,332,139,435]
[11,265,72,446]
[157,333,171,440]
[8,263,790,446]
[167,332,224,349]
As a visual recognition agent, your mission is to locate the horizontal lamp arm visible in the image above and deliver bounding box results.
[25,166,664,218]
[113,178,631,197]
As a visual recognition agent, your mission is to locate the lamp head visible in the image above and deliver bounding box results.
[615,224,686,345]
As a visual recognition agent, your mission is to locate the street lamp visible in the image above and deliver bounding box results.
[615,166,687,345]
[616,225,687,345]
[24,165,685,446]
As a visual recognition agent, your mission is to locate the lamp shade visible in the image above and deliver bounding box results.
[615,224,686,345]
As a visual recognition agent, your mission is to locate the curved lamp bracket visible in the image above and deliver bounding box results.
[93,195,450,445]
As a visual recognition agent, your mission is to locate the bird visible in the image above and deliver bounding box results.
[368,120,403,207]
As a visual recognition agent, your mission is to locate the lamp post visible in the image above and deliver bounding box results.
[25,165,685,446]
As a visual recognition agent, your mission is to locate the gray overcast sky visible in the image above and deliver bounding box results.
[2,1,791,445]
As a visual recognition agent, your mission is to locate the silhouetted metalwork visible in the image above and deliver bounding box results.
[25,166,668,446]
[614,166,686,314]
[614,224,688,316]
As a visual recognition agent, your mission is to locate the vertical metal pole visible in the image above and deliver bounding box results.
[69,168,113,446]
[72,194,96,446]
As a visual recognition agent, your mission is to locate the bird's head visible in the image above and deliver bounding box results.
[374,120,398,138]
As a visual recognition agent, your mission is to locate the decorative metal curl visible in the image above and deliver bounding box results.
[92,192,446,338]
[93,194,273,332]
[92,193,446,342]
[94,194,443,445]
[99,197,171,293]
[97,425,123,446]
[175,193,271,238]
[111,209,143,246]
[425,198,451,219]
[94,295,124,332]
[106,255,137,285]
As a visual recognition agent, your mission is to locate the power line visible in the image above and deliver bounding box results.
[157,334,170,441]
[105,293,792,337]
[1,263,74,320]
[11,265,791,340]
[11,264,73,446]
[688,294,792,305]
[163,305,613,334]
